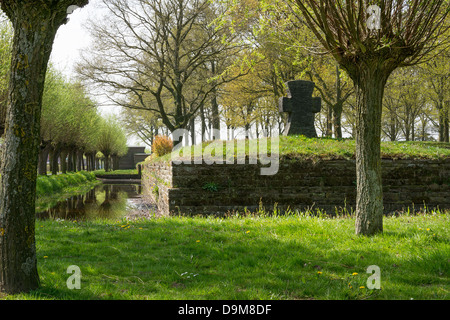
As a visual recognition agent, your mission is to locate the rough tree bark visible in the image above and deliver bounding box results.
[354,66,391,235]
[0,0,89,294]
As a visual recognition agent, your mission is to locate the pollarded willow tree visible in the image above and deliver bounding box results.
[289,0,449,235]
[0,0,89,294]
[96,115,128,172]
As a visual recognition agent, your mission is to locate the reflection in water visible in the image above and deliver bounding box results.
[37,184,143,221]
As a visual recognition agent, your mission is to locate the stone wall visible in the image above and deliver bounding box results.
[142,161,173,214]
[142,158,450,216]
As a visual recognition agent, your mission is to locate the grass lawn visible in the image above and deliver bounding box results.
[3,211,448,300]
[150,135,450,163]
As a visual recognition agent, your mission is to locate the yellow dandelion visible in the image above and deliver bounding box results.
[246,230,250,234]
[43,256,48,259]
[352,272,358,276]
[317,271,322,275]
[426,228,430,231]
[359,286,365,289]
[196,240,200,243]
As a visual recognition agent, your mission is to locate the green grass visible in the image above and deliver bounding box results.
[93,169,139,176]
[3,211,448,300]
[149,135,450,163]
[36,171,101,212]
[36,171,97,197]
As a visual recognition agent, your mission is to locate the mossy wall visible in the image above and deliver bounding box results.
[142,159,450,215]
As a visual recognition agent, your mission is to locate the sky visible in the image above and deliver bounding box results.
[49,0,145,146]
[50,1,97,80]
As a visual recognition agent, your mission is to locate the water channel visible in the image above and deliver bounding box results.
[36,183,154,221]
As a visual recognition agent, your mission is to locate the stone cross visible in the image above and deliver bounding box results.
[279,80,321,137]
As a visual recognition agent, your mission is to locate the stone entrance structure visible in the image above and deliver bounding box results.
[279,80,321,137]
[118,146,150,170]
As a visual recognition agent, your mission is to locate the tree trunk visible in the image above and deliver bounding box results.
[332,102,343,139]
[438,103,445,142]
[76,150,83,171]
[38,141,51,176]
[211,94,220,139]
[81,152,85,171]
[354,68,390,236]
[0,1,73,294]
[104,154,110,172]
[444,104,449,143]
[91,154,96,171]
[51,145,61,175]
[189,117,195,145]
[200,104,206,142]
[325,103,333,137]
[389,110,397,141]
[67,150,73,172]
[60,150,68,174]
[85,153,90,171]
[333,64,343,139]
[210,61,220,140]
[112,155,119,171]
[71,149,77,172]
[48,148,53,173]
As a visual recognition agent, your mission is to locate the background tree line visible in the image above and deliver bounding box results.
[76,0,449,146]
[0,16,128,174]
[39,67,128,174]
[1,0,448,167]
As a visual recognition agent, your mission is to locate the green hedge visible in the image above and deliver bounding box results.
[36,171,97,197]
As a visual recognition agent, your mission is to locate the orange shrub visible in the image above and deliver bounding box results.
[152,135,174,157]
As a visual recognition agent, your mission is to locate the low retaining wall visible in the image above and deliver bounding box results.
[142,158,450,215]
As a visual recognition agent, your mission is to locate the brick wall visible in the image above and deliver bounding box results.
[142,158,450,216]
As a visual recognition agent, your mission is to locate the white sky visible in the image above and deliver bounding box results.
[50,1,97,80]
[50,0,145,146]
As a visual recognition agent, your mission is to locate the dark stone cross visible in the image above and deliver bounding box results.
[279,80,321,137]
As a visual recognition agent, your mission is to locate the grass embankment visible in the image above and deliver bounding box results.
[3,211,448,300]
[36,171,101,212]
[36,169,140,211]
[150,135,450,163]
[92,169,138,176]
